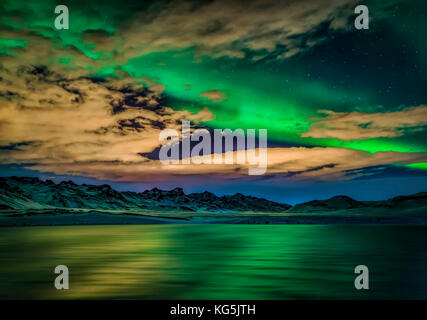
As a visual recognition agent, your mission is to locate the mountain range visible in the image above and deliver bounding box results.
[1,176,426,214]
[0,176,291,212]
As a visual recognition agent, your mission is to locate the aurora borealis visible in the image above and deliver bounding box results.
[1,0,426,203]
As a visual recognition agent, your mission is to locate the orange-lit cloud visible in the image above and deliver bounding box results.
[199,90,227,103]
[301,106,427,140]
[0,65,213,166]
[84,0,359,61]
[1,65,426,183]
[27,147,427,182]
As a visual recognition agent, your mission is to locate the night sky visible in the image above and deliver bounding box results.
[0,0,426,204]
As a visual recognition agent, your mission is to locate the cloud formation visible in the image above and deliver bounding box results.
[27,146,427,182]
[1,63,425,183]
[1,0,426,189]
[0,65,213,166]
[301,106,427,140]
[199,90,227,103]
[112,0,360,60]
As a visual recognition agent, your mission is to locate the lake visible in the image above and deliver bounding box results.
[0,225,426,299]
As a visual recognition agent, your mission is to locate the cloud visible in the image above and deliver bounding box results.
[1,65,425,183]
[83,0,360,61]
[26,146,427,182]
[1,1,425,185]
[199,90,227,103]
[301,106,427,140]
[0,65,214,166]
[0,0,399,76]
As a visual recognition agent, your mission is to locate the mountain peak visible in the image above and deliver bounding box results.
[0,176,290,212]
[1,176,426,215]
[59,180,78,187]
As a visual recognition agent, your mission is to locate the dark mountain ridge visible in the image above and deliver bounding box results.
[1,176,426,214]
[288,193,427,213]
[0,176,291,212]
[288,195,366,212]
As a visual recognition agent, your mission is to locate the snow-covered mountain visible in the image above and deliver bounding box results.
[1,177,426,215]
[0,176,291,212]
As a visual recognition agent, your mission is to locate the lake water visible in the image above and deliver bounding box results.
[0,225,426,299]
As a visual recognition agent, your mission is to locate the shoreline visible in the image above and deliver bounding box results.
[1,209,426,226]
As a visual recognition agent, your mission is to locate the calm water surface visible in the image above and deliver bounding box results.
[0,225,426,299]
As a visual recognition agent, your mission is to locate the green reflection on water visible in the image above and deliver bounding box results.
[0,225,426,299]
